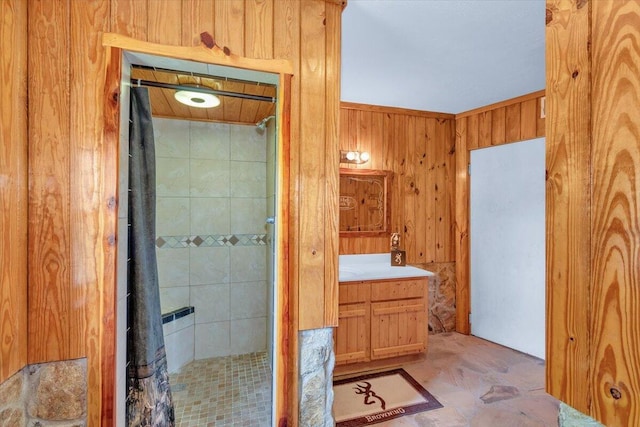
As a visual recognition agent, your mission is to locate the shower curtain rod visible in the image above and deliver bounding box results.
[132,79,276,103]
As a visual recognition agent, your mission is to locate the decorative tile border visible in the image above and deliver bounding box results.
[156,234,269,249]
[162,306,195,325]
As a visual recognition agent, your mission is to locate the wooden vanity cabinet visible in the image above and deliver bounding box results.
[335,277,428,368]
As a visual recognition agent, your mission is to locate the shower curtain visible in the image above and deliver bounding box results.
[126,87,175,426]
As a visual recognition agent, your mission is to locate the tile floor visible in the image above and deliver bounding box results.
[170,333,560,427]
[343,332,561,426]
[170,352,272,427]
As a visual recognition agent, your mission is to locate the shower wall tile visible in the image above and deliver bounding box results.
[154,119,272,361]
[190,197,230,235]
[163,311,194,336]
[230,246,267,283]
[189,246,230,285]
[190,159,229,197]
[230,318,267,354]
[266,160,275,199]
[156,197,190,236]
[230,124,267,162]
[191,284,230,323]
[230,281,267,320]
[267,196,275,221]
[230,161,266,197]
[160,286,190,314]
[195,321,230,359]
[191,121,230,160]
[164,316,194,374]
[156,157,189,197]
[154,117,190,158]
[230,198,267,235]
[156,247,189,287]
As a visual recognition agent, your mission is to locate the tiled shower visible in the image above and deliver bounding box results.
[152,117,274,374]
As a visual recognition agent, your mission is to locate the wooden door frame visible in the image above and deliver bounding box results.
[101,34,293,425]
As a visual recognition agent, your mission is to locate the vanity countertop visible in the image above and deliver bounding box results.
[339,253,434,282]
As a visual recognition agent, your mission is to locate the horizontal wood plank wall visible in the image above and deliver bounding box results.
[453,90,546,334]
[28,0,342,424]
[0,0,28,383]
[339,103,456,263]
[545,0,591,415]
[590,1,640,425]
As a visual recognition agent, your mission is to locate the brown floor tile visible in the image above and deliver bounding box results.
[170,352,272,426]
[359,333,560,426]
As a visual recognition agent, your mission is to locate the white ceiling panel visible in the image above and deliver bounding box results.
[341,0,546,114]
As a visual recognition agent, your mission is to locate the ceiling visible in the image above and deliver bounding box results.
[341,0,546,114]
[131,66,276,125]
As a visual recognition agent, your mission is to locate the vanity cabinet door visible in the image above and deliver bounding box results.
[335,282,371,365]
[370,298,426,360]
[335,302,370,365]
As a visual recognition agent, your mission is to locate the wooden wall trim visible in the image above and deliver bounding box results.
[102,32,294,75]
[324,2,341,327]
[454,116,469,334]
[455,89,546,118]
[341,101,455,120]
[545,0,591,414]
[0,0,28,382]
[100,45,121,426]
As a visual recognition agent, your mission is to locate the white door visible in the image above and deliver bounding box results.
[470,138,545,359]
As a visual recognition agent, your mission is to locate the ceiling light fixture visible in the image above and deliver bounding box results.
[174,90,221,108]
[340,150,370,164]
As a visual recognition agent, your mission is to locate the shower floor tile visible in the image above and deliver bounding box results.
[170,352,272,427]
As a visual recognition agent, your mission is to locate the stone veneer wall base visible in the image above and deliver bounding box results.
[413,261,456,334]
[0,358,87,427]
[558,403,604,427]
[299,328,335,427]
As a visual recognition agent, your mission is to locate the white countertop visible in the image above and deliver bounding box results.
[339,253,434,282]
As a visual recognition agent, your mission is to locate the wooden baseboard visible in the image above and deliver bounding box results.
[333,353,426,380]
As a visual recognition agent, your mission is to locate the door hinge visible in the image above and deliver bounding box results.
[468,312,472,324]
[468,163,471,175]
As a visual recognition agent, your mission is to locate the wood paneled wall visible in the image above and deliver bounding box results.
[0,0,28,383]
[454,90,546,334]
[545,0,591,413]
[338,102,456,263]
[547,0,640,425]
[26,0,342,424]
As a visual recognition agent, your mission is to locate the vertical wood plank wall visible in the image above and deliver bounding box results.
[0,0,28,383]
[590,2,640,424]
[454,90,546,333]
[338,102,456,264]
[545,0,591,414]
[24,0,342,424]
[590,3,640,424]
[546,0,640,425]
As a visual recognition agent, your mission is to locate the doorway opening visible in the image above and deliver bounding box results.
[469,137,546,359]
[115,50,289,426]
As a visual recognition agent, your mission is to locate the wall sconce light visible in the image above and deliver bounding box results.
[340,150,370,164]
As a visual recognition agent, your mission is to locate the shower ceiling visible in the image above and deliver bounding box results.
[131,66,277,125]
